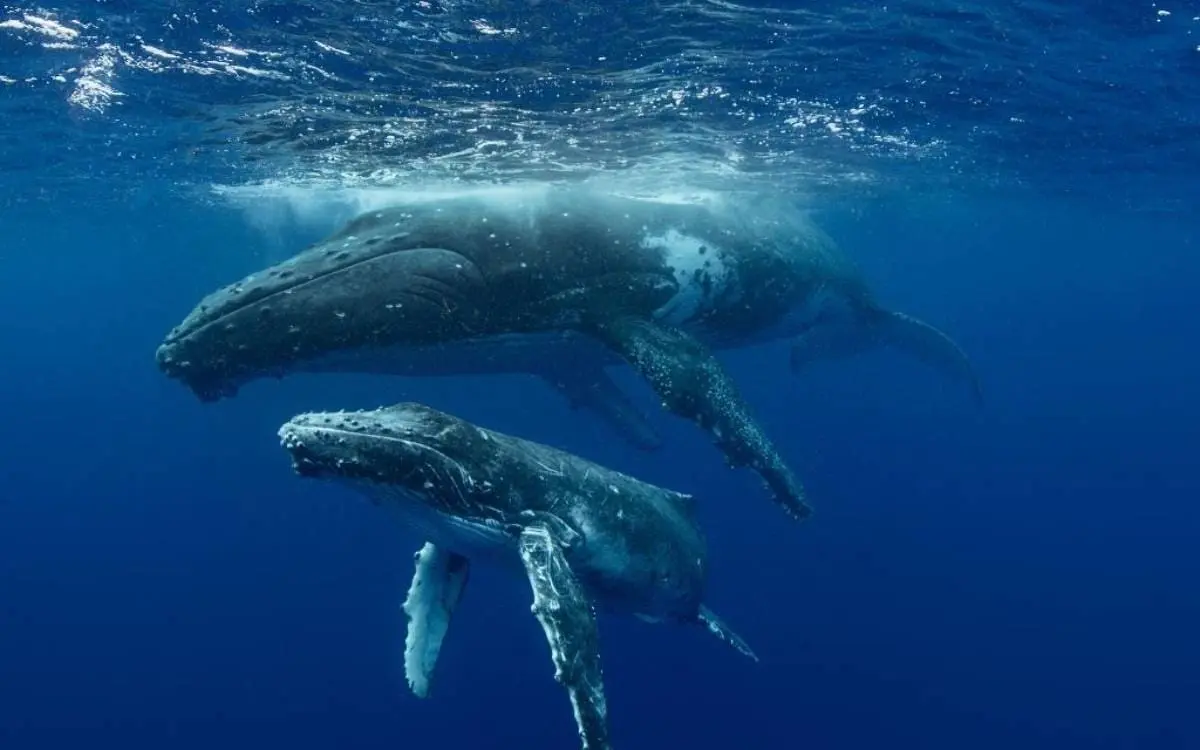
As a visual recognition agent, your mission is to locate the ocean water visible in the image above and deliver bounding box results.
[1,2,1197,749]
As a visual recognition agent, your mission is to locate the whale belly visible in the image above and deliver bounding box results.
[356,482,518,562]
[300,330,621,378]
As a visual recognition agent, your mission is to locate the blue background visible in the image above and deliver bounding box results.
[2,190,1196,749]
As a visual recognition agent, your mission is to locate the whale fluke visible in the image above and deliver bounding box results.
[790,308,983,406]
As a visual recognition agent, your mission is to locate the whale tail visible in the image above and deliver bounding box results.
[790,308,982,406]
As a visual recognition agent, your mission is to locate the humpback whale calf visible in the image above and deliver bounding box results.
[277,401,757,750]
[158,186,979,521]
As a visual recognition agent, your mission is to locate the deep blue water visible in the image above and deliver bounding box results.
[2,2,1199,749]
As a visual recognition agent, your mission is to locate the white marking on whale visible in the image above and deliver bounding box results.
[641,229,737,326]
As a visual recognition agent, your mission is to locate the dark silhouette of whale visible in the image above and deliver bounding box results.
[278,401,757,750]
[159,186,979,521]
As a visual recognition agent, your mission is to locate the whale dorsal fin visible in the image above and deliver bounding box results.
[402,542,471,699]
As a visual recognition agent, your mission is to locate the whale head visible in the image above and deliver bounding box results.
[155,216,485,401]
[277,401,492,510]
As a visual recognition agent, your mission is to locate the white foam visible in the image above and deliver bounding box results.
[1,15,80,41]
[211,167,756,244]
[213,179,559,240]
[68,45,121,113]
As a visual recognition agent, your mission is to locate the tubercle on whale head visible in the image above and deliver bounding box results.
[277,402,491,500]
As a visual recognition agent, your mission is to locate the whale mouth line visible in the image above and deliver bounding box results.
[165,248,410,345]
[281,422,430,449]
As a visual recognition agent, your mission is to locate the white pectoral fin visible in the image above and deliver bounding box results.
[402,542,471,699]
[518,524,611,750]
[791,308,982,406]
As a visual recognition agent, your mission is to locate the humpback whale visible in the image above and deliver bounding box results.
[277,401,757,750]
[158,186,980,521]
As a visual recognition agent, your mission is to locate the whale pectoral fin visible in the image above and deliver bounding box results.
[697,605,759,662]
[537,367,664,452]
[518,524,611,750]
[402,542,471,699]
[791,309,983,406]
[586,315,812,522]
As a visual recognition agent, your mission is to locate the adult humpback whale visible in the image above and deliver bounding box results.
[277,401,757,750]
[157,186,980,521]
